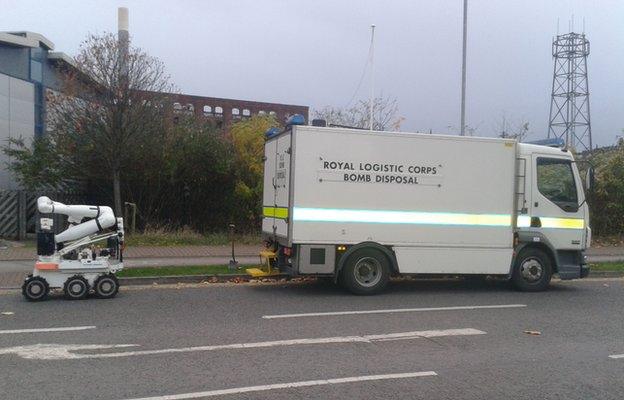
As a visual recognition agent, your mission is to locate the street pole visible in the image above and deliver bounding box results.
[460,0,467,136]
[369,24,376,131]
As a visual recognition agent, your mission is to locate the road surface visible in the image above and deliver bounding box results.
[0,278,623,399]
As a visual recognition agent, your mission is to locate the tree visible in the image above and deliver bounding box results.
[586,145,624,236]
[3,135,64,190]
[43,33,173,215]
[229,115,280,226]
[314,96,403,131]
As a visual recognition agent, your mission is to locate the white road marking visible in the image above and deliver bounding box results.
[121,371,438,400]
[609,354,624,359]
[262,304,527,319]
[0,325,96,334]
[0,328,485,360]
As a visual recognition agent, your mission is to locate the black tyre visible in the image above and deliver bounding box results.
[22,276,49,302]
[340,248,391,295]
[93,274,119,299]
[63,275,90,300]
[511,247,553,292]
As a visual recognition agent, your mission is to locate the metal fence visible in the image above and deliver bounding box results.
[0,190,89,240]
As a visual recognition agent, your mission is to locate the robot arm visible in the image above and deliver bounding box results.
[37,196,117,243]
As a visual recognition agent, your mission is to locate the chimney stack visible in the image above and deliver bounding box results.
[118,7,129,36]
[118,7,129,81]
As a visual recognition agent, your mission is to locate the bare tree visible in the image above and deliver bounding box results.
[495,113,530,142]
[314,96,403,131]
[47,33,174,215]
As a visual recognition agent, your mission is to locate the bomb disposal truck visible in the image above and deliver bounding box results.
[254,121,592,294]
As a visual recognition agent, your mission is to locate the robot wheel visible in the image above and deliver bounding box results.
[93,273,119,299]
[22,276,50,302]
[63,275,90,300]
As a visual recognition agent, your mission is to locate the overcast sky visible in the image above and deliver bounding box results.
[1,0,622,146]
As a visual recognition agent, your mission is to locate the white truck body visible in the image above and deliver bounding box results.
[262,125,589,289]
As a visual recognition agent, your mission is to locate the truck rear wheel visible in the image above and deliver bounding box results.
[340,248,390,295]
[511,247,552,292]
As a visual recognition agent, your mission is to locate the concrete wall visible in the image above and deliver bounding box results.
[0,72,35,189]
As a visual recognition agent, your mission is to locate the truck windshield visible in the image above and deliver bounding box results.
[536,157,578,210]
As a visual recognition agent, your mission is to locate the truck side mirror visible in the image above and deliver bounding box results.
[585,167,595,192]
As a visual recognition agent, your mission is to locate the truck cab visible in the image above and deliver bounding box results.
[515,143,590,285]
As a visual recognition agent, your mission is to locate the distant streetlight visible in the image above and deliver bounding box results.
[369,24,376,131]
[460,0,467,136]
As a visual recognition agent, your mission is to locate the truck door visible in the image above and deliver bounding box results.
[273,133,291,239]
[261,139,278,236]
[529,154,585,250]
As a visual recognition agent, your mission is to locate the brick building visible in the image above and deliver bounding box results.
[169,93,308,128]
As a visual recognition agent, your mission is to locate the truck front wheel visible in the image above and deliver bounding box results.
[511,247,553,292]
[340,248,390,295]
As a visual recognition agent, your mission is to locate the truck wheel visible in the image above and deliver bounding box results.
[511,248,552,292]
[341,248,390,295]
[93,274,119,299]
[22,276,49,301]
[63,275,90,300]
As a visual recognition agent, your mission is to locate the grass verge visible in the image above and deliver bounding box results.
[124,228,260,247]
[118,264,252,277]
[589,262,624,271]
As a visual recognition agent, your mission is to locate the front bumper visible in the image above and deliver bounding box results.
[580,263,590,278]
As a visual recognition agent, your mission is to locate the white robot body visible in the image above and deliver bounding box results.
[22,196,125,301]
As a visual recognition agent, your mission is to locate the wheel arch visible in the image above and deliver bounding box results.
[513,242,558,274]
[336,241,399,277]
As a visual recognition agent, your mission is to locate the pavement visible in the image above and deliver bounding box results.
[0,278,623,399]
[0,245,623,289]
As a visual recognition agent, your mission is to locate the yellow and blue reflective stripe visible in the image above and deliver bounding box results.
[292,207,511,227]
[263,206,289,219]
[291,207,585,230]
[517,215,584,229]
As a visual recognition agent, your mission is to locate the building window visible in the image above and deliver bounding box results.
[258,110,266,115]
[185,103,194,114]
[173,102,183,113]
[30,47,43,83]
[203,105,212,116]
[242,109,251,117]
[34,83,44,136]
[30,60,42,82]
[232,108,240,115]
[215,106,223,115]
[269,111,277,116]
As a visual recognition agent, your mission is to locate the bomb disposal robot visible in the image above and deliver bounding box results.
[22,196,125,301]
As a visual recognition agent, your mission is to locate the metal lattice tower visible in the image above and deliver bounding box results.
[547,32,592,151]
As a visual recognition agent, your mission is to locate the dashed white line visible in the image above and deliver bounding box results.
[0,328,485,360]
[0,326,96,334]
[262,304,527,319]
[608,354,624,359]
[120,371,438,400]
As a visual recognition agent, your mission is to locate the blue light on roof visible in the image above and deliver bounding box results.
[526,138,565,148]
[264,127,280,138]
[286,114,305,127]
